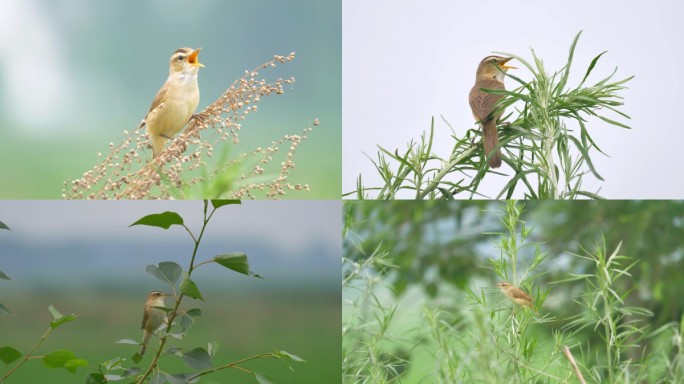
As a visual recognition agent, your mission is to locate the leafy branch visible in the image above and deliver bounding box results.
[351,31,632,200]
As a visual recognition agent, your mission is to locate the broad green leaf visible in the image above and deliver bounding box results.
[186,308,202,318]
[64,358,88,373]
[146,262,182,285]
[131,353,142,364]
[214,253,262,278]
[0,346,21,364]
[0,269,10,280]
[0,303,10,316]
[129,212,184,229]
[180,274,204,301]
[254,372,275,384]
[114,339,140,345]
[181,348,213,370]
[211,200,241,209]
[86,373,107,384]
[42,349,76,368]
[0,221,9,230]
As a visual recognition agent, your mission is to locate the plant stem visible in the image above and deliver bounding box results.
[187,352,278,381]
[1,327,52,383]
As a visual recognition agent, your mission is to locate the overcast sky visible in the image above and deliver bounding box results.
[343,0,684,199]
[0,200,340,287]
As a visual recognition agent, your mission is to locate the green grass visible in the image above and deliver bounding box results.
[1,286,339,383]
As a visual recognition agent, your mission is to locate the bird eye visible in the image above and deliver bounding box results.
[491,59,497,64]
[177,56,184,61]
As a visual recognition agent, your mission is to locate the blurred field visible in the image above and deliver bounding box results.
[1,284,340,383]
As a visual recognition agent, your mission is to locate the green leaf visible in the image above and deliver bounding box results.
[42,349,76,368]
[0,269,10,280]
[48,305,78,329]
[0,221,9,230]
[186,308,202,318]
[211,200,241,209]
[180,274,204,301]
[275,350,306,362]
[86,373,107,384]
[0,303,11,316]
[181,348,213,370]
[131,352,143,364]
[207,342,219,358]
[146,261,182,285]
[254,371,275,384]
[64,358,88,373]
[213,253,262,278]
[129,211,184,229]
[115,339,140,345]
[0,346,22,364]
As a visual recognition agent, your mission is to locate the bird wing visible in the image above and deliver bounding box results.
[138,87,168,129]
[510,287,533,302]
[469,79,505,123]
[141,304,149,330]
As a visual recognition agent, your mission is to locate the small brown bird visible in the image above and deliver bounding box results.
[497,281,539,315]
[140,291,168,356]
[469,55,515,168]
[140,47,204,158]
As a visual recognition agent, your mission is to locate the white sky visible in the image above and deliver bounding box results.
[343,0,684,199]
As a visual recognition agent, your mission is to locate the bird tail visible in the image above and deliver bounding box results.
[140,332,150,356]
[482,120,502,168]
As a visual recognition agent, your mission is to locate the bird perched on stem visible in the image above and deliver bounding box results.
[140,291,169,356]
[469,55,515,168]
[139,47,204,158]
[496,281,540,316]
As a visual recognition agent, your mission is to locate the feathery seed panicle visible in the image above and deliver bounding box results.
[63,52,315,199]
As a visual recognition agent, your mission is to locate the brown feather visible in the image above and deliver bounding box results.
[469,79,504,168]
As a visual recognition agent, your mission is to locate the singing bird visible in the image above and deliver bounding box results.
[469,55,515,168]
[140,47,204,158]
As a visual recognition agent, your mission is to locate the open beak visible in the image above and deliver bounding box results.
[188,48,205,68]
[499,57,516,70]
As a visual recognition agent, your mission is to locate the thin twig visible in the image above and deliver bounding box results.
[562,345,587,384]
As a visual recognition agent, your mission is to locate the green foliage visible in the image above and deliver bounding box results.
[343,201,684,383]
[351,31,632,199]
[110,200,302,384]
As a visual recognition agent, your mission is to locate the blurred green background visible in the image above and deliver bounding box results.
[0,0,340,199]
[0,200,340,383]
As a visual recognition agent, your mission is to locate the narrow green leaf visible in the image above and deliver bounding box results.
[0,221,9,230]
[42,349,76,368]
[180,274,204,301]
[580,51,607,87]
[146,261,183,285]
[64,358,88,373]
[0,346,21,364]
[213,253,262,278]
[0,303,10,316]
[0,269,10,280]
[129,211,184,229]
[181,348,213,370]
[275,350,306,362]
[254,372,276,384]
[211,200,241,209]
[115,339,140,345]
